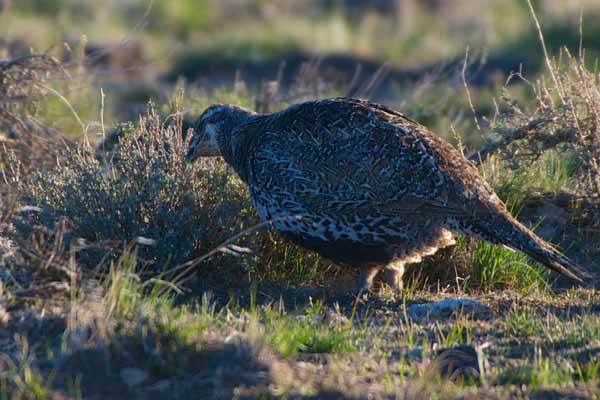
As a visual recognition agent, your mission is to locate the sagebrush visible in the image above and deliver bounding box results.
[18,107,253,271]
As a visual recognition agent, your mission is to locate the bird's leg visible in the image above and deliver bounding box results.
[358,266,381,294]
[383,261,405,292]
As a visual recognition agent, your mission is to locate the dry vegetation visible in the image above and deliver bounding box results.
[0,1,599,398]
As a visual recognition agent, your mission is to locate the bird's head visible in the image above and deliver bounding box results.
[185,104,254,162]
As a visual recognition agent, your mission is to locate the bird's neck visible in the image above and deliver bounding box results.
[218,113,263,183]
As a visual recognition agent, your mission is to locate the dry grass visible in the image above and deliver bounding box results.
[0,53,71,175]
[472,49,600,197]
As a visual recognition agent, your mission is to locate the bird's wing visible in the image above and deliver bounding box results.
[249,100,493,220]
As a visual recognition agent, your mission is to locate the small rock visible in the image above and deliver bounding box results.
[408,297,490,321]
[120,367,148,387]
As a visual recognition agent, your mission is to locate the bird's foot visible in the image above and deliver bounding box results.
[383,264,405,293]
[356,266,381,298]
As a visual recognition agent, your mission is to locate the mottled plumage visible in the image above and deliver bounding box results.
[186,98,584,291]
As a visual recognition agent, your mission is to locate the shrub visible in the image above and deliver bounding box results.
[472,49,600,197]
[18,106,254,272]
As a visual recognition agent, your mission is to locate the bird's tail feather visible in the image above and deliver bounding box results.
[471,213,588,284]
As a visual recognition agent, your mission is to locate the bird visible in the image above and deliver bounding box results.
[185,98,585,292]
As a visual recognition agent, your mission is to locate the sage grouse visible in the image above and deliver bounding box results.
[186,98,584,292]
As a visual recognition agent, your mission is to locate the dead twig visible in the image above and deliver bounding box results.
[468,118,548,165]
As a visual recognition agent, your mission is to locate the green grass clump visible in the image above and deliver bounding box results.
[575,360,600,384]
[497,359,573,390]
[544,313,600,347]
[471,240,549,293]
[253,232,326,285]
[264,311,356,358]
[503,305,544,337]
